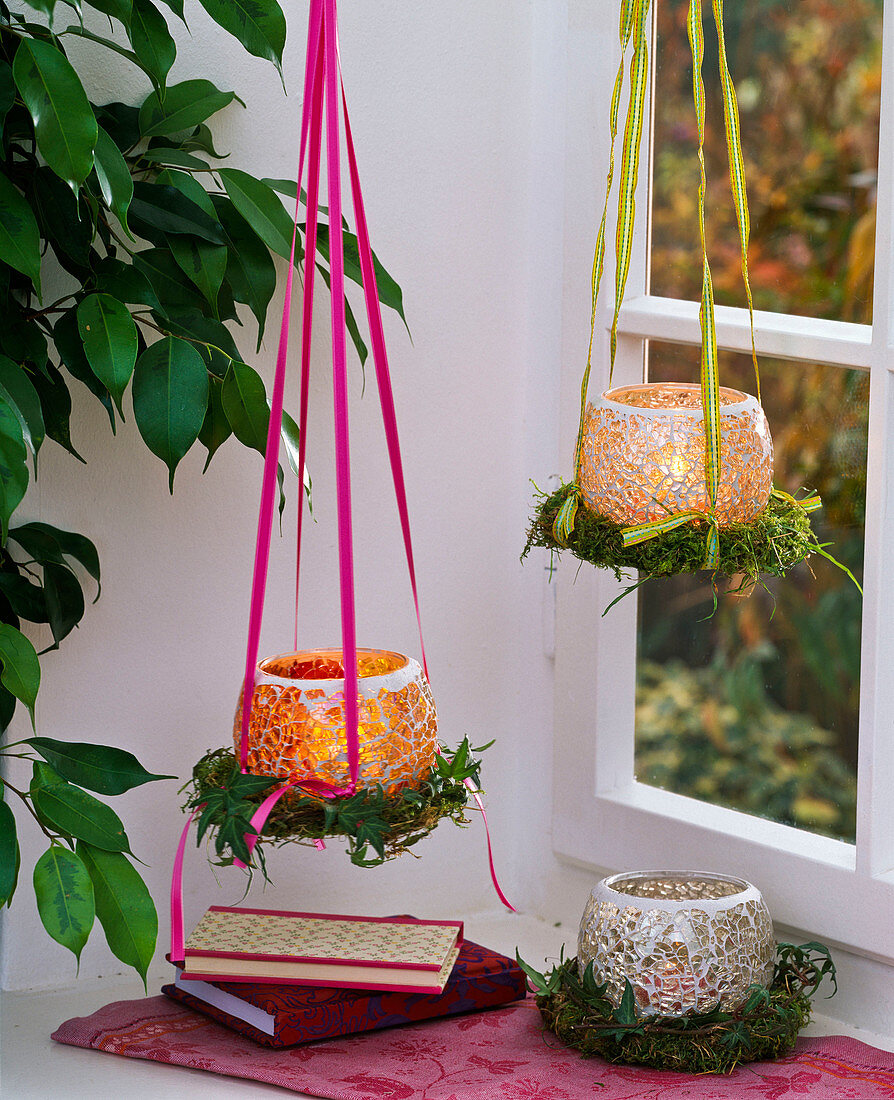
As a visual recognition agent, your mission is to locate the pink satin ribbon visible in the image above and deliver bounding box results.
[171,0,512,961]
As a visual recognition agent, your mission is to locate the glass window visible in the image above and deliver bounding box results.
[650,0,882,324]
[635,341,867,842]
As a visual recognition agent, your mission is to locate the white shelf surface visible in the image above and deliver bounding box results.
[3,911,893,1098]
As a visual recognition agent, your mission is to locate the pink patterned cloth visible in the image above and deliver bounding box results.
[52,995,894,1099]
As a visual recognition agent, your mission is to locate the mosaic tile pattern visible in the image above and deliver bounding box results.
[580,383,773,526]
[234,649,438,795]
[577,873,775,1018]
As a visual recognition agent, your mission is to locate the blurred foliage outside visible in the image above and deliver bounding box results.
[635,0,879,842]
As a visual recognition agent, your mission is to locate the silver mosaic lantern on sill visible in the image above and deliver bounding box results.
[577,871,775,1018]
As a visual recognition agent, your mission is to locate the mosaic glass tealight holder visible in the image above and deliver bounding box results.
[579,383,773,526]
[577,871,775,1018]
[234,648,438,795]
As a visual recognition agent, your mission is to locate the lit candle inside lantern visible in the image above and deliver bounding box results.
[234,648,438,794]
[580,383,773,526]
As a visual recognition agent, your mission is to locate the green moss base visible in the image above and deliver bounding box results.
[185,738,486,870]
[525,943,835,1075]
[523,483,817,583]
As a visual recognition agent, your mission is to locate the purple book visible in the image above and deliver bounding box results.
[162,934,527,1048]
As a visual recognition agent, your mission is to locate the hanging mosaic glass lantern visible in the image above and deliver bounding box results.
[234,648,438,794]
[580,383,773,527]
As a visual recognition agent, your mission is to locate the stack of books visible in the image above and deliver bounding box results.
[163,906,527,1047]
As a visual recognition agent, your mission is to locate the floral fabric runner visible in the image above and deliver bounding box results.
[52,995,894,1099]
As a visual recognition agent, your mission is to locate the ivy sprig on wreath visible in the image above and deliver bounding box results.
[517,941,836,1075]
[184,737,492,874]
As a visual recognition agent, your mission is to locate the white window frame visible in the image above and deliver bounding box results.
[552,0,894,961]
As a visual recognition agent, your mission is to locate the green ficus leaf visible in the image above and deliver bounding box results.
[13,38,98,190]
[0,571,50,624]
[33,845,94,962]
[0,60,16,141]
[42,560,86,647]
[154,166,216,217]
[132,336,209,490]
[32,165,93,269]
[139,78,237,138]
[77,293,138,415]
[0,172,42,296]
[0,400,28,541]
[196,0,286,73]
[128,0,176,91]
[77,842,156,987]
[84,0,132,21]
[53,307,116,432]
[168,236,227,313]
[198,375,231,470]
[129,181,224,244]
[9,522,101,600]
[94,256,162,313]
[93,124,134,237]
[26,737,174,794]
[0,624,39,725]
[0,797,19,906]
[30,363,85,462]
[221,360,268,453]
[132,248,207,314]
[219,168,294,260]
[33,781,131,853]
[213,195,276,349]
[0,355,45,460]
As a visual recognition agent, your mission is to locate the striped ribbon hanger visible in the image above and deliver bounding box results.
[556,0,819,568]
[172,0,512,960]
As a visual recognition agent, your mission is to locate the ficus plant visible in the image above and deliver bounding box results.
[0,0,405,983]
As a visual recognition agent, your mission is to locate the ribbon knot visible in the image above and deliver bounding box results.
[553,484,582,545]
[622,507,721,570]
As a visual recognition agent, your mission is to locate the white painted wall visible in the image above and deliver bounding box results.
[0,0,559,989]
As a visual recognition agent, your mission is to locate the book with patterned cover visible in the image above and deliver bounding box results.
[179,907,464,992]
[162,933,528,1048]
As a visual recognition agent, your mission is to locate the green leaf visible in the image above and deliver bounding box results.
[9,522,101,600]
[54,308,116,430]
[154,308,240,376]
[221,361,268,453]
[132,336,209,489]
[168,236,226,313]
[27,738,174,794]
[213,196,276,349]
[219,168,294,260]
[129,0,176,90]
[33,780,130,853]
[0,356,45,459]
[0,571,49,623]
[0,403,28,542]
[77,843,156,985]
[0,624,39,721]
[77,293,138,415]
[84,0,132,21]
[0,173,42,295]
[0,60,16,141]
[154,167,217,217]
[30,761,67,796]
[31,166,92,270]
[133,248,207,314]
[93,125,134,236]
[129,181,224,243]
[141,146,209,171]
[33,845,94,962]
[196,0,285,72]
[0,797,19,906]
[198,375,231,469]
[139,78,236,138]
[613,980,639,1026]
[182,122,227,159]
[42,561,85,647]
[13,38,98,190]
[30,362,84,461]
[155,0,184,21]
[94,256,162,312]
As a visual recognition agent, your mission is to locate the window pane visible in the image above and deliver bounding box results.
[635,342,866,842]
[650,0,882,324]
